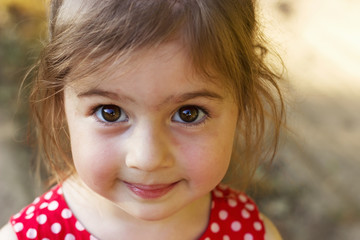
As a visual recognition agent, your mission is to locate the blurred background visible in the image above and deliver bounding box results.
[0,0,46,226]
[0,0,359,239]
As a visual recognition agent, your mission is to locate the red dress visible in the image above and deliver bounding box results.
[10,185,265,240]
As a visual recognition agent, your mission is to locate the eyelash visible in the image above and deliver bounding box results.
[171,105,210,127]
[90,104,128,126]
[90,104,211,127]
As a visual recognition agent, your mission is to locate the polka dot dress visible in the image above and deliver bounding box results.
[199,185,265,240]
[10,185,265,240]
[10,185,97,240]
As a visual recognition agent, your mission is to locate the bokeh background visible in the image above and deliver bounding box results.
[1,0,359,239]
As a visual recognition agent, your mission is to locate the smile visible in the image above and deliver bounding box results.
[124,181,179,200]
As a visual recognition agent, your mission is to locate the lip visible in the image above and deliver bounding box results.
[124,181,178,200]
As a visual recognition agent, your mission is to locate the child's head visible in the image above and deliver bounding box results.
[30,0,284,189]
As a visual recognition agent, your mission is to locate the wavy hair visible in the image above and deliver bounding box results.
[29,0,285,188]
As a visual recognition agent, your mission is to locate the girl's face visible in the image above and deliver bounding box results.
[64,42,238,221]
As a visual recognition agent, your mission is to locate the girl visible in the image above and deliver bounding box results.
[1,0,284,239]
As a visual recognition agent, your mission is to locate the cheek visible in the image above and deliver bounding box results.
[64,91,122,193]
[179,133,233,187]
[179,111,238,188]
[69,128,120,190]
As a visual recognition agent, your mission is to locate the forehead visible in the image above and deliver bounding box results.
[67,42,227,95]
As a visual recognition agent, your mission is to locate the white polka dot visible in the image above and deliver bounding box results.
[25,213,34,219]
[211,201,215,209]
[13,223,24,232]
[211,222,220,233]
[13,213,21,219]
[48,201,59,211]
[61,208,72,219]
[204,238,210,240]
[245,203,255,211]
[33,197,40,204]
[218,184,228,190]
[44,191,53,200]
[39,202,48,209]
[65,233,76,240]
[241,209,250,219]
[75,221,85,231]
[223,235,230,240]
[214,190,223,198]
[57,188,63,195]
[26,206,35,215]
[90,236,99,240]
[42,238,50,240]
[231,221,241,232]
[219,210,228,220]
[228,199,237,207]
[37,214,47,224]
[238,194,247,203]
[244,233,253,240]
[51,222,62,234]
[254,221,262,231]
[26,228,37,239]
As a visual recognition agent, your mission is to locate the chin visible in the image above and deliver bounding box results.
[123,203,182,222]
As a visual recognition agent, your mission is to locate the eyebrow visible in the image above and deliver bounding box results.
[77,88,224,105]
[78,89,131,101]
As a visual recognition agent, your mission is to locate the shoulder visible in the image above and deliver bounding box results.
[8,184,93,239]
[6,185,65,239]
[260,213,283,240]
[208,185,266,238]
[0,223,18,240]
[211,185,282,240]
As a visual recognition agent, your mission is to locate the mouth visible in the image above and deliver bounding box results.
[124,181,179,200]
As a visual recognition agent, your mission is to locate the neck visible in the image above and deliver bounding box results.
[62,177,211,240]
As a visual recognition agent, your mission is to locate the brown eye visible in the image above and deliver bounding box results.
[178,106,199,123]
[172,105,207,125]
[95,105,127,123]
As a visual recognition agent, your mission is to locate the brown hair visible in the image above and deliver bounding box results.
[29,0,285,188]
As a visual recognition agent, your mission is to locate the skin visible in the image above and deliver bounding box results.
[63,42,239,239]
[0,42,282,239]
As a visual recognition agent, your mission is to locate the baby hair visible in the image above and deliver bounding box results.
[29,0,284,188]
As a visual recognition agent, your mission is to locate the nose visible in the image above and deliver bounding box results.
[125,121,174,171]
